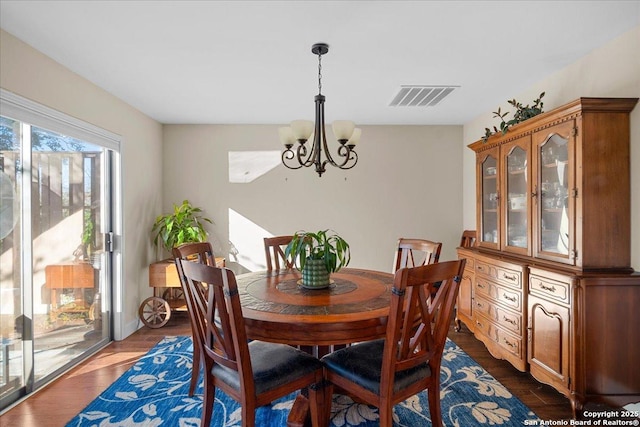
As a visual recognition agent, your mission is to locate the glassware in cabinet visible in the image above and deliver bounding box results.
[479,150,499,248]
[533,121,574,264]
[503,136,531,255]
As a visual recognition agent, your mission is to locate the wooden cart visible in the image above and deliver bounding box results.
[139,257,225,328]
[45,262,96,323]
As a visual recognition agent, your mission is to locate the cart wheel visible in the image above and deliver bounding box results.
[162,288,185,302]
[139,296,171,328]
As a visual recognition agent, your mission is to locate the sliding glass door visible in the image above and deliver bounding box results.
[0,92,119,410]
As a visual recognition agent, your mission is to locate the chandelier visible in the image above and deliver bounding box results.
[279,43,361,177]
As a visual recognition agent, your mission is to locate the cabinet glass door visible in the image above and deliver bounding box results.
[479,151,499,248]
[534,122,574,263]
[503,138,530,255]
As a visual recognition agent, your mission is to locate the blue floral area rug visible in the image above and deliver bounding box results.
[66,336,540,426]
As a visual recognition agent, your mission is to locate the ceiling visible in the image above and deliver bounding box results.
[1,1,638,125]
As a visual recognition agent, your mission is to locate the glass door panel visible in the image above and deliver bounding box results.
[0,117,23,403]
[534,121,574,264]
[0,112,113,409]
[480,152,499,247]
[504,140,530,255]
[30,126,110,385]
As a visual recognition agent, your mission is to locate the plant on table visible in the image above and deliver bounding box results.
[285,229,351,289]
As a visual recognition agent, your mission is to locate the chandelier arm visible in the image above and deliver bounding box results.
[296,142,315,167]
[336,145,358,169]
[298,137,318,168]
[322,135,358,169]
[315,93,357,170]
[281,148,304,170]
[317,95,341,169]
[326,145,357,169]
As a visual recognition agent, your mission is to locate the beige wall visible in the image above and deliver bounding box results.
[162,124,463,273]
[462,25,640,270]
[0,29,164,339]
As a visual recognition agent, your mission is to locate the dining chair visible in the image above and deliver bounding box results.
[172,242,217,397]
[321,259,466,427]
[459,230,477,248]
[264,235,295,271]
[393,237,442,271]
[265,235,325,356]
[176,260,325,427]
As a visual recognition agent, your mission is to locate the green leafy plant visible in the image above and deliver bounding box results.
[82,210,94,248]
[285,229,351,274]
[483,92,545,142]
[151,200,212,253]
[80,210,95,260]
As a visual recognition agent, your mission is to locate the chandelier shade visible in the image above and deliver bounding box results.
[280,43,360,177]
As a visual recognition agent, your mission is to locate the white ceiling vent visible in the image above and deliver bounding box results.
[389,85,458,107]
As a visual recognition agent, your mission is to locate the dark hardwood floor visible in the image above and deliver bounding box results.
[1,312,576,426]
[448,322,573,421]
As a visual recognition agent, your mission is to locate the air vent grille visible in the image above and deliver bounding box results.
[389,85,458,107]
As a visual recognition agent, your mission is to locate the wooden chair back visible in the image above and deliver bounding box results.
[175,260,325,427]
[382,259,466,422]
[172,242,217,396]
[264,235,294,271]
[173,242,217,265]
[393,238,442,272]
[459,230,477,248]
[179,261,245,376]
[321,259,467,427]
[386,259,465,372]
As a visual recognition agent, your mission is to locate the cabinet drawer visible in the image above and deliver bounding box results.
[475,278,523,311]
[474,296,522,335]
[529,274,570,304]
[475,261,522,290]
[475,260,494,277]
[496,266,521,289]
[475,277,492,296]
[496,328,522,358]
[474,313,497,342]
[474,313,523,358]
[496,305,522,335]
[473,295,493,318]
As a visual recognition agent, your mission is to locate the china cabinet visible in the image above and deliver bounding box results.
[457,97,639,415]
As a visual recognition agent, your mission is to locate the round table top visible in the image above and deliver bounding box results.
[235,268,393,346]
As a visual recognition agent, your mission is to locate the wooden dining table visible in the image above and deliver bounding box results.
[235,267,394,348]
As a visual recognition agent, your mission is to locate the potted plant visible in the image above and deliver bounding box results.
[482,92,545,142]
[151,200,213,257]
[285,229,351,289]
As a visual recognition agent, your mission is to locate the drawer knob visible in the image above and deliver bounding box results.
[540,284,556,292]
[503,273,517,281]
